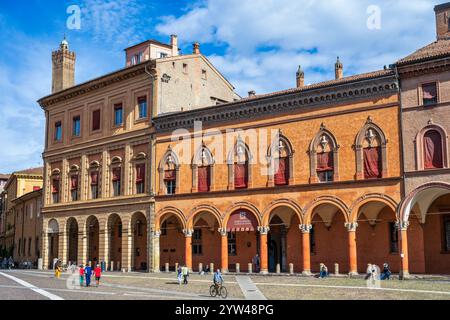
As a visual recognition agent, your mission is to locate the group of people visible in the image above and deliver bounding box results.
[78,264,102,287]
[1,257,14,270]
[317,262,392,280]
[177,265,190,285]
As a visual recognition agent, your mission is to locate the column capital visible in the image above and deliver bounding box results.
[257,226,270,235]
[345,222,358,232]
[183,229,194,237]
[218,228,228,237]
[396,221,409,231]
[152,230,161,238]
[299,224,313,234]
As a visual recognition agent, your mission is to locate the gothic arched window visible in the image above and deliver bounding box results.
[416,123,448,171]
[158,147,180,195]
[227,138,252,190]
[192,145,214,192]
[309,125,339,183]
[268,132,294,186]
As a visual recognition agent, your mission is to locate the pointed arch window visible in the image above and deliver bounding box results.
[228,139,252,190]
[355,118,388,180]
[268,132,294,186]
[309,125,339,183]
[158,148,180,195]
[192,145,214,193]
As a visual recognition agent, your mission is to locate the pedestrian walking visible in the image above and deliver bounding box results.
[94,264,102,287]
[364,263,373,280]
[85,264,93,287]
[8,256,14,270]
[182,265,189,285]
[177,265,183,285]
[55,261,62,279]
[79,264,85,287]
[381,263,391,280]
[252,254,260,273]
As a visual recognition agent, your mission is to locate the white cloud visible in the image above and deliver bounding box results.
[156,0,442,95]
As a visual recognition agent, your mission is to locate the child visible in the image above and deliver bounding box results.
[79,264,85,287]
[94,264,102,287]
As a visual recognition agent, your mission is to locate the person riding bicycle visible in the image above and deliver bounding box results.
[213,269,224,289]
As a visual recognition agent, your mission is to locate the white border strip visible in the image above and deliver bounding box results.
[0,272,64,300]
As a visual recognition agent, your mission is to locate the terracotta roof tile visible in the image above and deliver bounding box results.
[14,167,44,176]
[397,39,450,65]
[239,69,394,102]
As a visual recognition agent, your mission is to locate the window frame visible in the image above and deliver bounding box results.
[72,115,81,137]
[54,121,62,142]
[421,82,439,107]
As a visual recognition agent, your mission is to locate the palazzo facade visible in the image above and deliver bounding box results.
[36,4,450,275]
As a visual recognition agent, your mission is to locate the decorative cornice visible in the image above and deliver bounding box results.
[38,61,155,109]
[154,74,398,132]
[397,56,450,78]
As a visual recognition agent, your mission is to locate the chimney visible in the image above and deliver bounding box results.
[335,56,343,80]
[193,42,200,54]
[434,3,450,40]
[248,90,256,97]
[171,35,179,56]
[52,36,76,93]
[296,65,305,88]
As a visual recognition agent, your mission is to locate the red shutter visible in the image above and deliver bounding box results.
[112,168,121,181]
[91,171,99,186]
[363,147,382,179]
[164,170,176,181]
[198,166,210,192]
[70,175,78,190]
[33,186,41,191]
[136,164,145,183]
[317,152,334,171]
[234,163,248,188]
[274,157,289,186]
[92,110,101,131]
[424,130,443,169]
[52,179,59,194]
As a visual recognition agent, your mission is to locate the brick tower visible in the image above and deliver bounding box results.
[52,36,76,93]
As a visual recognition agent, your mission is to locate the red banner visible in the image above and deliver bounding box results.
[227,210,258,232]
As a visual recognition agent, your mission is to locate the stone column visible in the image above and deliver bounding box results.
[101,149,109,198]
[57,220,67,265]
[300,224,312,275]
[258,226,269,274]
[398,221,410,279]
[80,154,88,201]
[183,229,193,271]
[44,161,51,205]
[121,218,132,272]
[124,144,132,196]
[98,219,109,270]
[346,222,358,275]
[41,222,49,270]
[78,223,87,265]
[151,230,161,273]
[61,158,68,203]
[219,228,228,273]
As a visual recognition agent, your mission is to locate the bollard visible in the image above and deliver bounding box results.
[334,263,339,275]
[210,263,214,273]
[117,261,121,271]
[289,263,294,275]
[236,263,240,273]
[110,261,114,271]
[165,263,169,273]
[248,263,253,274]
[38,258,43,270]
[199,263,203,273]
[276,264,281,274]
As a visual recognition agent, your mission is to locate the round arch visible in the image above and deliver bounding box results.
[415,123,449,170]
[48,219,59,234]
[303,196,350,224]
[187,205,223,230]
[349,193,398,222]
[223,202,262,227]
[262,199,304,226]
[155,207,187,230]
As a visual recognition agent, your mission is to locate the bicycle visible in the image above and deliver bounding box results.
[209,283,228,299]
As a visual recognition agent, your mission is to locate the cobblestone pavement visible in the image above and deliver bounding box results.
[0,270,449,300]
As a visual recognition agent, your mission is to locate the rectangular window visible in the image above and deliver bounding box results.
[92,109,101,131]
[114,104,123,126]
[159,52,168,58]
[389,222,399,253]
[183,63,188,73]
[202,69,207,80]
[70,175,78,201]
[228,232,237,256]
[54,122,62,141]
[72,116,81,137]
[52,178,60,204]
[444,216,450,252]
[422,83,438,106]
[192,229,202,255]
[136,164,145,194]
[90,171,99,199]
[138,96,147,119]
[112,167,121,196]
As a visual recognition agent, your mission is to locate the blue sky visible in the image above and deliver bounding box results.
[0,0,443,173]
